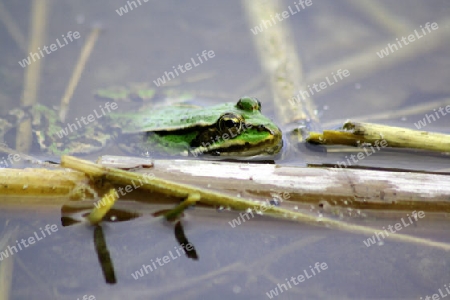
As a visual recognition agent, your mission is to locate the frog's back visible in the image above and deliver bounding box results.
[109,102,236,134]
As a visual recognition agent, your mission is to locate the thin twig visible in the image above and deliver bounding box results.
[0,227,19,300]
[59,26,101,122]
[16,0,49,153]
[307,18,450,93]
[242,0,320,133]
[346,0,411,37]
[322,97,450,129]
[0,1,27,53]
[308,120,450,153]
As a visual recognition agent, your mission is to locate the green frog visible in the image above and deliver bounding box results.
[0,92,283,159]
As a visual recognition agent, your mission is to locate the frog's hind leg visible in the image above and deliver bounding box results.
[153,193,200,260]
[174,220,198,260]
[152,193,200,222]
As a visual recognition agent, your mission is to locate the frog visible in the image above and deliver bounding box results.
[109,96,283,158]
[0,93,283,159]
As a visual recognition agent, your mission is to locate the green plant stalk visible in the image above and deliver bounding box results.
[308,120,450,153]
[61,155,450,251]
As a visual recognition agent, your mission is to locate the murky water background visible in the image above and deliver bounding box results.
[1,0,450,299]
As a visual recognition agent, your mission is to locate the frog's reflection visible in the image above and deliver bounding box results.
[60,204,198,284]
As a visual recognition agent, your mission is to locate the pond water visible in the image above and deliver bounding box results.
[1,0,450,299]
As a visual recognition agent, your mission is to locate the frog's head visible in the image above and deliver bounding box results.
[191,97,283,158]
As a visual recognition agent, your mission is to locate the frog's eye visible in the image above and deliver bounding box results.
[218,113,244,135]
[237,97,261,112]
